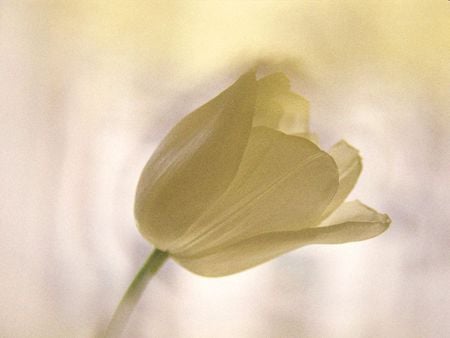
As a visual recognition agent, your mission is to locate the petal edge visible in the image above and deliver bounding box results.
[173,200,389,277]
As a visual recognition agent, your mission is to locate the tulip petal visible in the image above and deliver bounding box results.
[170,127,339,255]
[253,73,310,136]
[321,141,362,219]
[172,201,390,277]
[135,72,257,249]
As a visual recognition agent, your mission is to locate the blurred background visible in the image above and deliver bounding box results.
[1,1,449,337]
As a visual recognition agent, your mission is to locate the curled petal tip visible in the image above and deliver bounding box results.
[333,139,360,154]
[382,213,392,227]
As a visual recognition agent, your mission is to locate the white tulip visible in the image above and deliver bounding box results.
[135,71,390,277]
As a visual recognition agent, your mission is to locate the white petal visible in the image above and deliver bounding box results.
[135,72,257,249]
[320,200,390,227]
[253,73,310,136]
[321,140,362,218]
[173,201,390,277]
[171,127,338,255]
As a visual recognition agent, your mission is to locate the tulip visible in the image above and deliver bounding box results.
[105,71,391,336]
[134,70,390,277]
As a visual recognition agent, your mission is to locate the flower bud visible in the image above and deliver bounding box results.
[135,71,390,277]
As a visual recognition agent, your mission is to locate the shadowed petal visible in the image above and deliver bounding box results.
[253,73,310,136]
[135,72,257,249]
[173,201,390,277]
[321,141,362,219]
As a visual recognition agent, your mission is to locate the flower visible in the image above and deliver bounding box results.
[135,71,390,277]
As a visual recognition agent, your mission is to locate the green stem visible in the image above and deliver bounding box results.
[104,248,169,338]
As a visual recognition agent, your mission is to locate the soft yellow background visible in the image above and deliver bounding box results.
[1,1,449,337]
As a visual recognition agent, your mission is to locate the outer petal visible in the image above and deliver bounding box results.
[253,73,310,136]
[172,201,390,277]
[135,72,257,249]
[319,200,390,227]
[170,127,339,255]
[321,141,362,219]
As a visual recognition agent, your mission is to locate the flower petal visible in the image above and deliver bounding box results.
[320,200,390,226]
[172,201,390,277]
[321,141,362,219]
[170,127,339,255]
[135,72,257,249]
[253,73,310,136]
